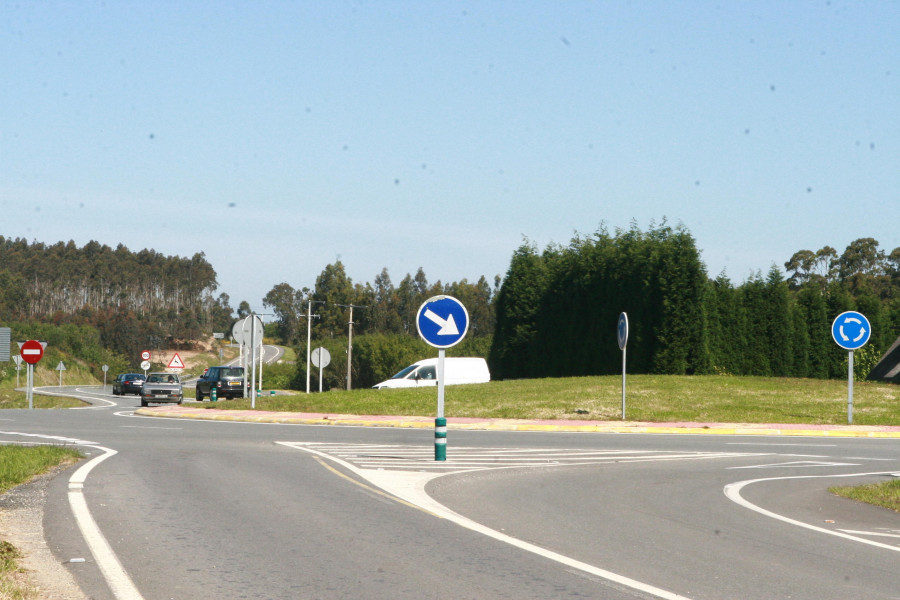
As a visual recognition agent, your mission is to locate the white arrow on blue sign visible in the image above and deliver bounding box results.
[416,295,470,349]
[831,311,871,350]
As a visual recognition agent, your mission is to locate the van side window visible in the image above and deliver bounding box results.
[418,366,436,380]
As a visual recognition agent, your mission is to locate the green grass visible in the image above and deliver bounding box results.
[0,445,84,494]
[0,388,86,409]
[202,374,900,426]
[0,445,83,599]
[831,479,900,513]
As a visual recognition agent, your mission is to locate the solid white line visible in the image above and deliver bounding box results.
[724,472,900,552]
[68,445,145,600]
[280,441,692,600]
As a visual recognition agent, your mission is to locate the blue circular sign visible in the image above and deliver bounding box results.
[416,295,469,349]
[831,311,871,350]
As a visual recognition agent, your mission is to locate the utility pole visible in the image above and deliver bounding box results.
[335,303,367,390]
[304,300,325,394]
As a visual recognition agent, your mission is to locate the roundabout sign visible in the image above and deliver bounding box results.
[831,310,871,424]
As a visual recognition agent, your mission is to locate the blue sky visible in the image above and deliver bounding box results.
[2,1,897,311]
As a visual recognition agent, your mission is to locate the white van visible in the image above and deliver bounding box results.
[372,357,490,389]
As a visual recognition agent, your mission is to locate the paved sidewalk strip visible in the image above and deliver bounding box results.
[136,406,900,438]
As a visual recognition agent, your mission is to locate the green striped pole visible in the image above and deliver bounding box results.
[435,417,447,461]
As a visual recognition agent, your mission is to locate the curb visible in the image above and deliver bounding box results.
[134,407,900,438]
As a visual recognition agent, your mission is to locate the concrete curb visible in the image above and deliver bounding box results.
[134,406,900,438]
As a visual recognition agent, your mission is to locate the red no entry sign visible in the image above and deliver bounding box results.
[21,340,44,364]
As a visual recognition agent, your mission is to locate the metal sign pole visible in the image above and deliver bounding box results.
[617,312,629,420]
[27,363,33,410]
[848,350,854,424]
[621,345,627,420]
[250,315,258,409]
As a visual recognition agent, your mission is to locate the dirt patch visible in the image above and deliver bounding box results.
[0,468,88,600]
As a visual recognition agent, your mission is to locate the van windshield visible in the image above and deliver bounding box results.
[390,365,418,380]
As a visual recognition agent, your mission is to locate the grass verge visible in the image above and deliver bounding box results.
[203,374,900,426]
[830,479,900,513]
[0,446,83,599]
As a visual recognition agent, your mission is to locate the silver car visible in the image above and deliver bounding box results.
[140,372,184,407]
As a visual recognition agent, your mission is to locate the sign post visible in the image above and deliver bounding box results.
[19,340,45,410]
[311,347,331,392]
[13,355,22,388]
[617,312,629,420]
[56,361,66,386]
[416,295,470,461]
[831,311,871,424]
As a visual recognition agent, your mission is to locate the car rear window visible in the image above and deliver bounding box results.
[222,368,244,378]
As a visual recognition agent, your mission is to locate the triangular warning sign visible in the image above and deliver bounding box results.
[167,353,185,369]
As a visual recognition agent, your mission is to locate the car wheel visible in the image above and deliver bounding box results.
[140,398,148,407]
[195,388,203,402]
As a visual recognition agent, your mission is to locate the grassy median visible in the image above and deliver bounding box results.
[205,374,900,426]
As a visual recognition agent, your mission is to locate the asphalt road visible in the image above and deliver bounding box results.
[3,386,900,599]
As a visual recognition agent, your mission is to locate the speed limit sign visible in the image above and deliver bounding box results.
[141,350,151,361]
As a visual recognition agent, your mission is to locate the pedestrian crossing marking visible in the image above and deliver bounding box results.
[280,442,760,473]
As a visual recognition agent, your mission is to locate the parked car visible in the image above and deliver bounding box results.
[113,373,146,395]
[372,357,491,389]
[140,372,183,407]
[195,366,245,401]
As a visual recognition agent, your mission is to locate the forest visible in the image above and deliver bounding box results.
[1,228,899,389]
[490,224,900,382]
[0,236,234,360]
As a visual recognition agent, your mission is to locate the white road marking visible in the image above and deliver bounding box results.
[838,529,900,539]
[68,445,144,600]
[724,472,900,553]
[279,442,756,599]
[729,460,859,469]
[1,431,143,599]
[728,442,836,447]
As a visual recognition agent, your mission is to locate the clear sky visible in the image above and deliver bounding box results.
[2,1,897,311]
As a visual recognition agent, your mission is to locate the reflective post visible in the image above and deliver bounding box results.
[435,349,447,461]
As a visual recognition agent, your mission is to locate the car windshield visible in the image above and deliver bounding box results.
[148,374,178,383]
[391,365,418,380]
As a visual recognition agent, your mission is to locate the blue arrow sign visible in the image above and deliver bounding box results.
[831,311,871,350]
[416,295,469,348]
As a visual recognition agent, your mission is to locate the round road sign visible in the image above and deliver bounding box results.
[416,295,469,349]
[20,340,44,364]
[831,311,871,350]
[141,350,151,361]
[311,347,331,368]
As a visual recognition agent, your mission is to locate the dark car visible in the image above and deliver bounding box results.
[113,373,146,395]
[195,366,245,401]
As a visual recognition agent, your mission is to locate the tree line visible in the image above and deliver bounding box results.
[489,223,900,381]
[262,262,497,389]
[3,229,898,388]
[0,237,235,360]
